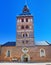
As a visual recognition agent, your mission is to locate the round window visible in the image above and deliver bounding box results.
[22,47,28,54]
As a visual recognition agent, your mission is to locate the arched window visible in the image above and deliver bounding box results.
[26,18,28,22]
[23,34,24,37]
[26,33,29,37]
[26,25,29,29]
[22,19,24,22]
[22,34,24,37]
[21,25,24,29]
[6,50,10,57]
[40,49,45,57]
[26,34,28,37]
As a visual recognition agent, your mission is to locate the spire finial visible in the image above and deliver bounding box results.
[25,0,27,5]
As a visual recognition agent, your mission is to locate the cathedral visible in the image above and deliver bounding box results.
[0,5,51,62]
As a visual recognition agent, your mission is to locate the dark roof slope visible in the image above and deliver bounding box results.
[49,44,51,45]
[1,42,16,46]
[20,5,31,15]
[1,41,51,47]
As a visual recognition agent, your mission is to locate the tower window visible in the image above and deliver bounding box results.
[26,40,29,43]
[6,50,10,57]
[23,34,24,37]
[22,33,24,37]
[21,25,24,29]
[26,18,28,22]
[26,25,29,29]
[22,41,24,44]
[22,19,24,22]
[26,34,28,37]
[26,33,29,37]
[40,49,45,57]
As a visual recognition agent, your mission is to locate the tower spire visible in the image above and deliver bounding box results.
[25,0,27,5]
[19,0,31,15]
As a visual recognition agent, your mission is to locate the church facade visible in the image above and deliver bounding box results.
[0,5,51,62]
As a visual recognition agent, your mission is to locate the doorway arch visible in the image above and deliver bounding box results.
[21,54,30,62]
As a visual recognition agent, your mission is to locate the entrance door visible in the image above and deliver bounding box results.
[24,57,28,62]
[21,54,30,62]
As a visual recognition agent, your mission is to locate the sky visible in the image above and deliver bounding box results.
[0,0,51,44]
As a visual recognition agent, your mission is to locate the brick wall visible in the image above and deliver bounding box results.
[0,46,51,62]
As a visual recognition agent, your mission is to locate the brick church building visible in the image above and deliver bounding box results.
[0,5,51,62]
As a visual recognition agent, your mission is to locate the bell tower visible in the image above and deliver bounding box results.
[16,5,34,46]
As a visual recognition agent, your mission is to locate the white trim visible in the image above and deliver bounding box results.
[31,19,33,22]
[28,19,30,22]
[24,18,26,22]
[29,26,32,29]
[17,30,33,32]
[22,33,24,37]
[20,19,21,22]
